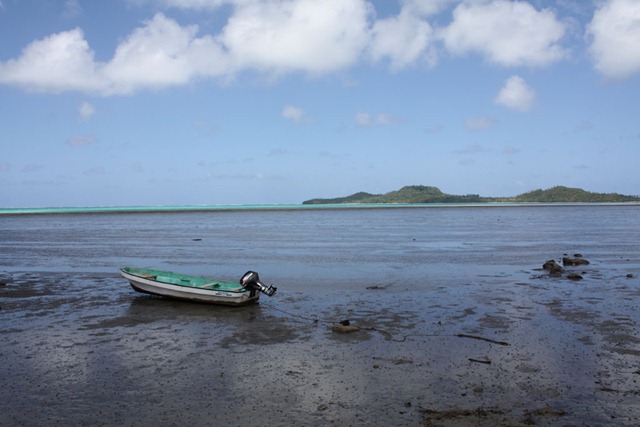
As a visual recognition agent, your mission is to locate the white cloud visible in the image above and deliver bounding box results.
[0,0,581,96]
[220,0,371,75]
[0,2,372,94]
[375,112,395,125]
[282,105,307,123]
[0,28,102,93]
[78,101,96,120]
[354,111,399,127]
[0,14,229,95]
[587,0,640,79]
[495,75,536,111]
[102,13,223,94]
[440,0,568,67]
[369,9,436,70]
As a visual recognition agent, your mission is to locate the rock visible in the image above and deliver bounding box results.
[567,274,583,281]
[562,257,589,266]
[331,324,360,333]
[542,260,563,276]
[626,274,634,279]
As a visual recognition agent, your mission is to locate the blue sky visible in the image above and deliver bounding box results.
[1,0,639,207]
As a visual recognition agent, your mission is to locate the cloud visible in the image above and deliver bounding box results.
[0,28,103,93]
[587,0,640,79]
[495,75,536,111]
[78,101,96,120]
[282,105,308,123]
[0,14,228,94]
[503,146,521,155]
[440,0,568,67]
[0,0,580,95]
[220,0,371,75]
[102,13,222,94]
[63,0,82,18]
[354,111,400,127]
[369,8,436,70]
[67,135,96,147]
[464,116,496,131]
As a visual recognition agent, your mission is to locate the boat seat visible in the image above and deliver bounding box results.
[196,283,221,289]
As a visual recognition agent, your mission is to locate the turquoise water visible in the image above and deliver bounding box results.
[1,202,636,215]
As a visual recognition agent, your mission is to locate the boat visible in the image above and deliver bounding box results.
[120,267,277,306]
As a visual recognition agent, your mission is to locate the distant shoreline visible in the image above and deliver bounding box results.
[1,201,639,216]
[303,185,640,205]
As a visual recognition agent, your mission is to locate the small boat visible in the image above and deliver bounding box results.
[120,267,277,306]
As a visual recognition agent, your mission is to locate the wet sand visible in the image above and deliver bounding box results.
[1,265,639,426]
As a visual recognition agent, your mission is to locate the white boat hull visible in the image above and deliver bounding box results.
[121,270,260,306]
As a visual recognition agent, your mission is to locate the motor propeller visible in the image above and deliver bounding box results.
[240,271,277,296]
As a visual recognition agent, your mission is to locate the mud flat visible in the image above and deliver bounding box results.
[1,266,639,426]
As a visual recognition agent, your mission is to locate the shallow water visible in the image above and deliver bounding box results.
[1,205,638,286]
[1,205,640,426]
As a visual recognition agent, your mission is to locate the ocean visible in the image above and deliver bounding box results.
[1,204,638,286]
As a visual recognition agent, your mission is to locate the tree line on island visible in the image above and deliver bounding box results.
[302,185,640,205]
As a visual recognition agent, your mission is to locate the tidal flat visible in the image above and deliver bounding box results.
[1,265,639,426]
[1,205,639,425]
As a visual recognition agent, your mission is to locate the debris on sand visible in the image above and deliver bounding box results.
[331,324,360,333]
[468,357,492,365]
[456,334,510,346]
[331,320,360,333]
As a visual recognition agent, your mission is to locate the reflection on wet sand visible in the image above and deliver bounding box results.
[2,268,639,426]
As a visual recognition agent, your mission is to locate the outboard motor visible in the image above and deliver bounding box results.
[240,271,277,296]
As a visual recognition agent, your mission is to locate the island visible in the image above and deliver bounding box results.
[302,185,640,205]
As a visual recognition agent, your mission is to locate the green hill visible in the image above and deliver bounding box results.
[507,186,640,203]
[302,185,640,204]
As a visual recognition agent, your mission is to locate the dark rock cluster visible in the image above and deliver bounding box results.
[542,254,590,280]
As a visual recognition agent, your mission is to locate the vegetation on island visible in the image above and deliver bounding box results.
[302,185,640,205]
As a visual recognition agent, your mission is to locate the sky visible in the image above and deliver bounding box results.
[1,0,639,207]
